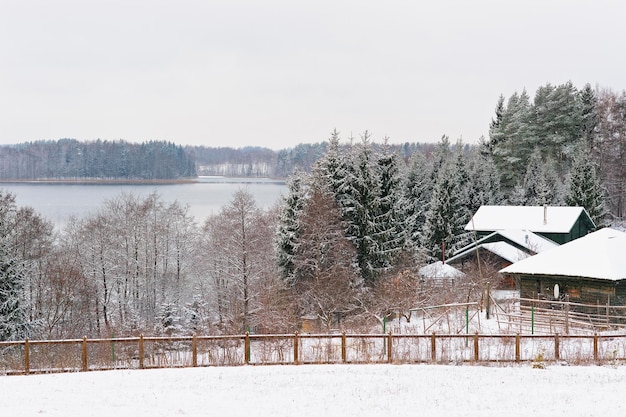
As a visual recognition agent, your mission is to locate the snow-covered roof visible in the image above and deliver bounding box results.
[482,242,531,263]
[419,261,465,279]
[447,241,530,264]
[500,228,626,281]
[455,230,558,255]
[447,230,558,265]
[495,229,559,253]
[465,205,593,234]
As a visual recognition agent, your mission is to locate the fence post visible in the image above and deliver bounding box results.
[486,282,491,320]
[431,333,436,363]
[515,334,521,363]
[387,331,392,364]
[139,335,145,369]
[554,333,560,361]
[294,332,299,365]
[244,332,250,364]
[473,332,479,362]
[192,334,198,367]
[82,337,88,372]
[24,338,29,375]
[565,295,570,335]
[341,332,347,363]
[593,333,598,362]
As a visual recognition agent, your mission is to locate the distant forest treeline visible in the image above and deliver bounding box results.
[0,138,437,180]
[0,139,197,180]
[186,142,437,177]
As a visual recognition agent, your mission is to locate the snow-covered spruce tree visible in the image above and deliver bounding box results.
[310,129,352,228]
[522,148,549,206]
[0,242,29,341]
[487,95,506,155]
[156,302,183,337]
[275,169,307,285]
[452,141,471,210]
[403,151,432,255]
[339,131,381,283]
[371,139,406,273]
[522,149,564,206]
[421,162,467,263]
[429,135,452,185]
[315,129,346,197]
[467,140,503,214]
[566,147,607,226]
[450,143,473,250]
[507,183,527,206]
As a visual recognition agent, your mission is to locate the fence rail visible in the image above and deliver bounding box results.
[2,331,626,375]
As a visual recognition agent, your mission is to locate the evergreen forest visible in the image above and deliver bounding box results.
[1,82,625,341]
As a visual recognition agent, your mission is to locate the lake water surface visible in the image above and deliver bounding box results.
[0,177,287,229]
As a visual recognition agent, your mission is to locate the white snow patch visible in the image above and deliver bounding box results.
[2,364,625,416]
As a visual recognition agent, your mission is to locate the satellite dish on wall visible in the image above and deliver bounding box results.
[554,284,560,299]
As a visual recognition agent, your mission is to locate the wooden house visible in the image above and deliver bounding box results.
[465,205,595,244]
[500,228,626,309]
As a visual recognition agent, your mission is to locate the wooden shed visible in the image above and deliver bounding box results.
[418,261,465,288]
[500,228,626,310]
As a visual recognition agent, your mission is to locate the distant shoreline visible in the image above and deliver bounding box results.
[0,176,287,185]
[0,178,199,185]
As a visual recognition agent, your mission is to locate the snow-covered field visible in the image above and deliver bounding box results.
[3,364,625,416]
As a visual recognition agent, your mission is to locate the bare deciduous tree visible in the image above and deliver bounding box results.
[291,186,362,330]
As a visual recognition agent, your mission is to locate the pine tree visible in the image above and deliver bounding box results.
[580,83,598,151]
[566,148,607,226]
[531,81,583,175]
[491,90,534,191]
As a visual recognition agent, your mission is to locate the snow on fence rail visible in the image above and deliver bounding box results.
[1,332,626,375]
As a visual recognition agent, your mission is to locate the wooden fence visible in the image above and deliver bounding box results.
[2,331,626,375]
[490,296,626,335]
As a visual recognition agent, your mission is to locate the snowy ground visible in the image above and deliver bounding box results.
[2,364,625,417]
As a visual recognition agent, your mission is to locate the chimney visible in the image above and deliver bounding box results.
[543,205,547,225]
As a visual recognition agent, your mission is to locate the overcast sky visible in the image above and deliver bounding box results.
[1,1,625,150]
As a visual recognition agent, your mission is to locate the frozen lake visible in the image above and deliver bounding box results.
[0,176,287,228]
